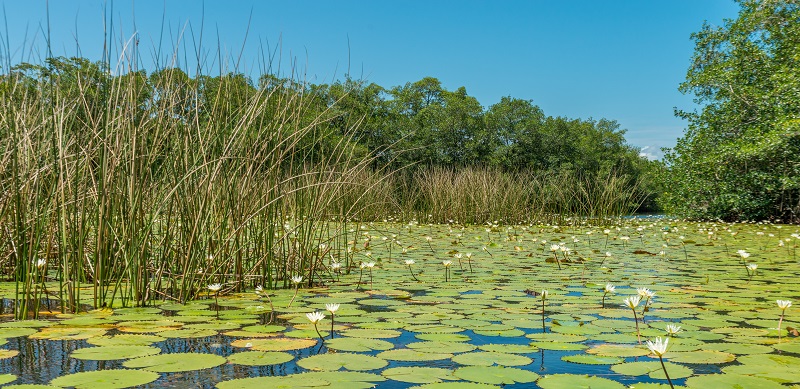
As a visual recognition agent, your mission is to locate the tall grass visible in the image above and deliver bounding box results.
[0,47,649,319]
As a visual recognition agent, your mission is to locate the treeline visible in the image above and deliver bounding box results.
[661,0,800,223]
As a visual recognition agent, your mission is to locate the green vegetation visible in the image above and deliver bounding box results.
[0,219,796,388]
[661,0,800,222]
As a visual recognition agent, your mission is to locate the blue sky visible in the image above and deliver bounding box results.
[1,1,741,159]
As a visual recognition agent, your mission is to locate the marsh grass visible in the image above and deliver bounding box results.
[0,31,650,319]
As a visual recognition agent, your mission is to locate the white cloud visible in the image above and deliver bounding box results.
[638,145,664,161]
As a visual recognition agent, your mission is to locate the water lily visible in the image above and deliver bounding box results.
[637,287,656,323]
[746,263,757,282]
[208,284,222,317]
[465,252,474,273]
[646,337,674,389]
[665,324,682,336]
[36,258,47,268]
[365,262,376,289]
[288,275,303,308]
[777,299,792,340]
[306,311,326,341]
[326,303,340,339]
[601,283,615,308]
[549,244,562,270]
[623,295,643,344]
[404,259,419,281]
[443,260,453,282]
[330,262,341,281]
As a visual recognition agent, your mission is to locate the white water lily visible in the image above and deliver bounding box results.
[330,262,342,270]
[404,259,415,266]
[623,295,642,309]
[325,303,340,313]
[637,287,656,299]
[365,262,375,268]
[442,260,453,267]
[604,283,616,294]
[255,285,264,294]
[665,324,682,336]
[646,337,669,356]
[777,300,792,310]
[737,249,751,259]
[207,283,222,292]
[36,258,47,268]
[290,275,303,284]
[549,244,560,252]
[306,311,325,324]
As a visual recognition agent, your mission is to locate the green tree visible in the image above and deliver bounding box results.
[662,0,800,222]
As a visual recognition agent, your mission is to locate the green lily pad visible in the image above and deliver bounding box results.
[0,374,15,385]
[382,367,455,384]
[664,350,736,364]
[298,353,388,371]
[232,337,317,351]
[325,337,394,352]
[0,349,19,359]
[453,365,540,385]
[586,344,650,357]
[227,351,294,366]
[537,373,625,389]
[122,352,226,372]
[70,345,161,360]
[685,373,786,389]
[451,352,532,366]
[87,334,166,346]
[562,354,624,365]
[478,343,539,354]
[407,341,476,353]
[611,361,693,380]
[50,369,160,388]
[408,383,499,389]
[377,349,453,362]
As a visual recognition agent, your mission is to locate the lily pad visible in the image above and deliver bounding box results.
[377,349,453,362]
[611,361,693,380]
[50,369,160,389]
[70,345,161,360]
[562,354,624,365]
[685,373,786,389]
[232,337,317,351]
[537,374,626,389]
[453,365,540,385]
[382,367,455,384]
[451,352,532,366]
[227,351,295,366]
[325,337,394,352]
[122,352,226,372]
[298,353,388,371]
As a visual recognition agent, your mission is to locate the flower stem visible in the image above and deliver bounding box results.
[541,297,546,333]
[313,323,324,342]
[659,356,675,389]
[288,285,298,308]
[330,313,335,339]
[408,266,419,281]
[632,309,641,344]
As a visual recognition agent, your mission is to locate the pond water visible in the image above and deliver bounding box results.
[0,220,798,388]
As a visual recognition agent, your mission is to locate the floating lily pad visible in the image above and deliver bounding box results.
[685,373,786,389]
[586,344,650,357]
[611,361,693,380]
[87,334,166,346]
[70,345,161,360]
[537,374,626,389]
[562,354,624,365]
[382,367,454,384]
[377,349,452,362]
[664,350,736,364]
[227,351,295,366]
[298,353,387,371]
[451,352,531,366]
[325,337,394,352]
[478,343,538,354]
[0,374,15,385]
[453,365,539,385]
[407,341,476,354]
[408,383,498,389]
[122,352,226,372]
[232,338,317,351]
[50,369,160,388]
[0,350,19,359]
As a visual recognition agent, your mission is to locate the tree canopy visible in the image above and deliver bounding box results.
[661,0,800,222]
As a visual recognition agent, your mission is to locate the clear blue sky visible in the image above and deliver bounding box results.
[1,1,741,159]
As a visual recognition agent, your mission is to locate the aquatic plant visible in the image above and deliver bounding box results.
[404,259,419,281]
[777,299,791,341]
[288,276,303,308]
[623,295,643,344]
[325,303,340,339]
[646,337,674,389]
[306,311,326,341]
[442,260,453,282]
[601,283,615,309]
[208,284,222,318]
[540,289,549,333]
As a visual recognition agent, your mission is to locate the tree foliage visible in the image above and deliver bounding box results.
[662,0,800,222]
